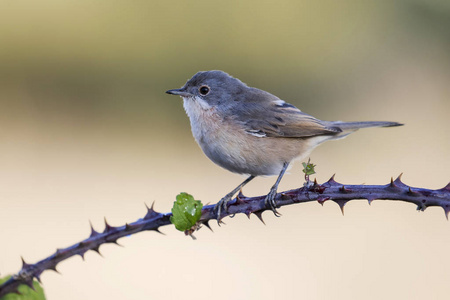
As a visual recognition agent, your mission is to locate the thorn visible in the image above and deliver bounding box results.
[443,205,450,220]
[89,220,100,238]
[48,265,60,274]
[78,252,85,261]
[55,248,64,256]
[393,173,407,187]
[91,246,103,257]
[339,185,351,193]
[326,174,338,186]
[440,182,450,192]
[103,217,115,233]
[203,220,213,232]
[114,240,124,247]
[34,274,42,283]
[236,190,245,204]
[21,256,30,269]
[253,210,265,225]
[245,210,251,218]
[367,197,375,205]
[407,187,420,196]
[153,228,165,235]
[313,178,318,185]
[125,222,140,232]
[390,177,396,187]
[317,197,330,206]
[144,201,159,220]
[125,223,132,231]
[24,279,35,290]
[334,200,348,215]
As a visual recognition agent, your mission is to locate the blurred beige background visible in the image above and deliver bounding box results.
[1,0,449,299]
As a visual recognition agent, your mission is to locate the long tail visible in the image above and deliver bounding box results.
[323,121,403,140]
[331,121,403,130]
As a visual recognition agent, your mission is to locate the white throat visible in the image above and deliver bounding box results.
[182,96,212,120]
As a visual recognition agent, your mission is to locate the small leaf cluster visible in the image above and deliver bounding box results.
[302,160,316,176]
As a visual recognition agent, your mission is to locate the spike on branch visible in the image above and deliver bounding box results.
[393,173,407,188]
[78,252,86,261]
[103,217,117,233]
[236,190,245,204]
[34,274,42,283]
[443,205,450,220]
[333,200,348,215]
[253,210,265,225]
[317,196,330,206]
[441,182,450,192]
[326,174,339,186]
[151,227,165,235]
[407,187,420,197]
[144,202,160,220]
[24,279,35,291]
[390,177,396,188]
[125,223,133,231]
[339,185,351,193]
[202,220,213,232]
[367,197,376,205]
[48,265,60,274]
[89,221,100,238]
[21,257,30,269]
[91,246,102,257]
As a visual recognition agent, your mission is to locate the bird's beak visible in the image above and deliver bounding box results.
[166,88,193,97]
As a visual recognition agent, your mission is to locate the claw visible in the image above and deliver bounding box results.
[213,196,233,224]
[264,191,282,217]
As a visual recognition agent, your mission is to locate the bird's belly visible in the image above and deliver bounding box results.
[192,116,308,176]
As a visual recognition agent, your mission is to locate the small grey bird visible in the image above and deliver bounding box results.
[166,70,402,219]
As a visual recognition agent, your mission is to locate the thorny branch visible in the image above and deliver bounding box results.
[1,174,449,297]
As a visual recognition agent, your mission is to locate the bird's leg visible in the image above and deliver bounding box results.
[214,175,256,222]
[265,162,289,217]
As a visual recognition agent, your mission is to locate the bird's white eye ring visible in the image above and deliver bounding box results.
[199,85,210,96]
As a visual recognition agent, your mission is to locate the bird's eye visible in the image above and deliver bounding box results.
[199,85,210,96]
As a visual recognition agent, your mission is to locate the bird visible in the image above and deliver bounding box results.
[166,70,402,220]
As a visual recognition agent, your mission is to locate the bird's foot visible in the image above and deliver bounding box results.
[213,194,234,224]
[264,188,281,217]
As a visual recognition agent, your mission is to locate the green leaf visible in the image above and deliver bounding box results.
[170,193,203,232]
[302,160,316,176]
[0,275,46,300]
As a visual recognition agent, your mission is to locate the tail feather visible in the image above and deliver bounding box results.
[330,121,403,130]
[321,121,403,141]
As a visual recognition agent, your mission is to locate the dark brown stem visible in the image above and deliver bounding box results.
[1,174,449,297]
